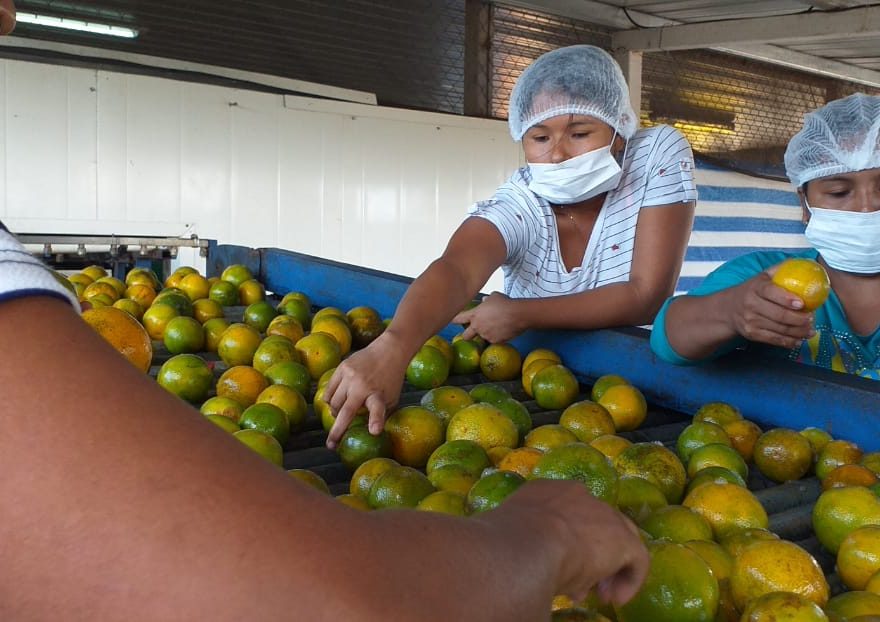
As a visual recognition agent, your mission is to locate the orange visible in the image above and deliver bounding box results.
[96,276,126,297]
[86,293,114,308]
[446,403,518,452]
[524,424,578,452]
[416,490,467,516]
[816,439,864,481]
[243,301,278,333]
[641,504,713,543]
[337,426,393,471]
[771,257,830,311]
[590,434,632,460]
[216,365,269,408]
[266,315,305,344]
[349,457,399,499]
[522,358,557,398]
[694,402,743,427]
[277,299,312,329]
[598,384,647,432]
[754,428,813,483]
[82,306,153,373]
[220,264,254,288]
[203,317,231,352]
[813,486,880,554]
[838,525,880,591]
[81,264,108,282]
[192,298,225,324]
[125,268,160,289]
[346,305,380,325]
[614,442,688,504]
[824,591,880,620]
[616,476,668,523]
[683,540,734,583]
[469,383,513,405]
[683,482,769,539]
[312,305,345,325]
[217,323,262,367]
[497,447,543,479]
[282,292,312,310]
[427,464,478,496]
[208,280,240,307]
[112,297,143,319]
[867,569,880,594]
[152,290,193,317]
[823,464,879,490]
[451,338,483,375]
[287,469,330,494]
[179,273,210,302]
[295,332,342,380]
[311,316,352,356]
[494,398,532,444]
[124,283,157,309]
[384,406,446,468]
[156,354,214,403]
[720,528,780,559]
[405,345,450,390]
[83,280,120,303]
[68,272,94,288]
[338,493,372,511]
[367,466,435,509]
[479,343,522,381]
[264,361,311,398]
[164,266,197,289]
[532,364,580,410]
[687,443,749,481]
[350,317,385,350]
[200,396,244,422]
[723,418,763,463]
[531,443,619,504]
[487,446,512,466]
[205,414,240,434]
[739,591,829,622]
[257,384,308,431]
[863,452,880,476]
[238,279,265,306]
[614,541,719,622]
[559,401,615,444]
[466,471,525,514]
[239,403,290,446]
[801,427,833,456]
[233,429,283,466]
[252,335,299,374]
[590,374,629,402]
[730,539,829,610]
[163,316,205,354]
[676,421,731,465]
[522,348,561,373]
[427,440,491,478]
[420,386,474,426]
[424,335,453,366]
[686,466,747,495]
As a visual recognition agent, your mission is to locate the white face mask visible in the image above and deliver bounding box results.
[527,140,624,205]
[804,204,880,274]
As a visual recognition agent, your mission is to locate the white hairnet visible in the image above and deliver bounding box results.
[508,45,638,142]
[785,93,880,188]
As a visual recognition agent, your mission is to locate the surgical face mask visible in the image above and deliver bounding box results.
[527,140,624,205]
[804,203,880,274]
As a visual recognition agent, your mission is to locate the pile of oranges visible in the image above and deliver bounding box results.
[71,264,880,621]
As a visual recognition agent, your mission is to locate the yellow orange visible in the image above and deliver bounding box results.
[598,384,647,432]
[524,424,578,452]
[384,406,446,468]
[771,257,831,311]
[683,482,769,539]
[216,365,269,408]
[295,332,342,380]
[838,525,880,591]
[311,316,352,356]
[730,539,829,610]
[446,403,519,452]
[479,343,522,381]
[559,400,615,443]
[82,306,153,373]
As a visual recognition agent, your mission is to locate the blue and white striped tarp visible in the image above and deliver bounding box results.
[677,160,809,294]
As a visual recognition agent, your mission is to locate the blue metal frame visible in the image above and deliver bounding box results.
[208,242,880,451]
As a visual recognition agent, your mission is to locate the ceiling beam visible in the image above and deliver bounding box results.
[500,0,676,29]
[796,0,872,8]
[612,5,880,51]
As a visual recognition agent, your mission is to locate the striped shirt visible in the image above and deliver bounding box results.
[469,125,697,298]
[0,221,79,309]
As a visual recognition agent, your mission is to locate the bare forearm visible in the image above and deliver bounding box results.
[664,290,739,360]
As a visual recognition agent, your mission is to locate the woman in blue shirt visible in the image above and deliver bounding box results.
[652,93,880,380]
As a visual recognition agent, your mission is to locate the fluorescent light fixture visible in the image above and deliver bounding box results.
[15,12,138,38]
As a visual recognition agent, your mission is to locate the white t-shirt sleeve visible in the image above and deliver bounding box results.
[467,178,536,267]
[0,223,80,310]
[641,125,698,208]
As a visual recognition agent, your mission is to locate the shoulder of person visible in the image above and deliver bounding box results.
[472,168,541,216]
[630,124,689,146]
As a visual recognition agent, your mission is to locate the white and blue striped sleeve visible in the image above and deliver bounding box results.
[0,222,80,310]
[642,125,698,208]
[467,182,535,267]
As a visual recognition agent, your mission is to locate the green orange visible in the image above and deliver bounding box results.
[233,429,283,466]
[163,316,205,354]
[405,345,450,390]
[531,364,580,410]
[531,443,618,504]
[217,323,262,367]
[156,354,213,403]
[239,403,290,446]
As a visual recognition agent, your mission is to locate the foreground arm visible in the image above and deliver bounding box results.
[0,0,14,35]
[324,217,506,445]
[456,201,695,342]
[1,297,647,621]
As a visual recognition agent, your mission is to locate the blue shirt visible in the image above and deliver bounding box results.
[651,249,880,380]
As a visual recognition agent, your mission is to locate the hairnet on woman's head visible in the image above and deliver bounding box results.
[785,93,880,188]
[508,45,638,142]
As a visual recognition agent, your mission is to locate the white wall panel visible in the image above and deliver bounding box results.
[1,58,521,294]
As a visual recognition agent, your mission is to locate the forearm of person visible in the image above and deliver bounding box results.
[663,289,740,360]
[1,297,566,621]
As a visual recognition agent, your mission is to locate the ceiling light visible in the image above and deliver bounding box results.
[15,12,138,38]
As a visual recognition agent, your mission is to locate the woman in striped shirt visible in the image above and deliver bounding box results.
[326,45,697,445]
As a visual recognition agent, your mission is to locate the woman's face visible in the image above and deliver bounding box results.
[522,114,622,164]
[802,168,880,220]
